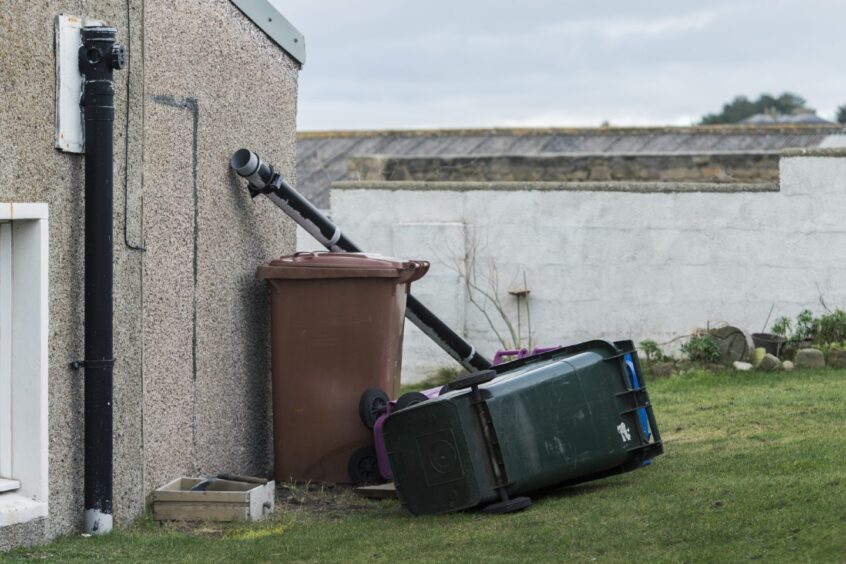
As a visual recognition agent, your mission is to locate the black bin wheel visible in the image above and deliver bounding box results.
[395,391,429,411]
[348,446,381,485]
[445,369,497,391]
[482,496,532,514]
[359,388,389,429]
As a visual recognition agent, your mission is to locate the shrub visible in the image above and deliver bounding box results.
[816,309,846,344]
[772,308,846,350]
[639,339,666,362]
[681,334,721,363]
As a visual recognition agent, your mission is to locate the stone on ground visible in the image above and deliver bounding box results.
[782,360,795,371]
[758,353,782,372]
[733,361,753,371]
[826,348,846,368]
[794,348,825,370]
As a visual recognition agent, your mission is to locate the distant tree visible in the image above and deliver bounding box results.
[837,105,846,124]
[700,92,813,125]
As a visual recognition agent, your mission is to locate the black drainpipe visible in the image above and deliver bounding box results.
[76,26,125,535]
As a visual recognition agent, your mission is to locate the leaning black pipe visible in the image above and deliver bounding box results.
[79,26,124,535]
[230,149,492,372]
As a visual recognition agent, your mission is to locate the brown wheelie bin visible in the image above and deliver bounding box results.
[256,252,428,484]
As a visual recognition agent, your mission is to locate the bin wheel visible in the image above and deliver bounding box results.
[482,496,532,514]
[395,391,429,411]
[446,369,497,391]
[348,446,381,485]
[359,389,389,429]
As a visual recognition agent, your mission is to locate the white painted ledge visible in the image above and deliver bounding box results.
[0,203,48,221]
[0,493,48,527]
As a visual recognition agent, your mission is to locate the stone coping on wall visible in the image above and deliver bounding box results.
[332,180,779,193]
[300,123,845,140]
[781,147,846,157]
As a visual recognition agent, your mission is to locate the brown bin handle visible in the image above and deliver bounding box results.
[398,260,430,284]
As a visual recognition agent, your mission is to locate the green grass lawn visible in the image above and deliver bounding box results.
[6,369,846,562]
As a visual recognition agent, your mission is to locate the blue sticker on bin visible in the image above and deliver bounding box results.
[624,353,651,440]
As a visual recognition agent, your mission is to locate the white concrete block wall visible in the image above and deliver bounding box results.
[329,153,846,383]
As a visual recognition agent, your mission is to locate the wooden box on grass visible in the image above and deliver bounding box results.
[152,478,275,522]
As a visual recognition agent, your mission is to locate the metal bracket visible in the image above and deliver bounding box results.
[69,359,115,370]
[54,14,106,153]
[248,172,285,199]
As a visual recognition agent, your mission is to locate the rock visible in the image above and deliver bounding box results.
[733,361,753,371]
[758,353,782,372]
[826,348,846,368]
[648,361,675,379]
[709,326,751,364]
[782,360,794,371]
[794,348,825,370]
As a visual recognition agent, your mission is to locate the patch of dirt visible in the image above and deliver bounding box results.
[276,483,400,520]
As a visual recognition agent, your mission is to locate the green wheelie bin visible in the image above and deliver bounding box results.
[382,339,663,515]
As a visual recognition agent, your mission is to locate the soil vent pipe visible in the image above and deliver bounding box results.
[230,149,492,372]
[76,26,125,535]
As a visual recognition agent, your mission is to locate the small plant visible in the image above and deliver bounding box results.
[639,339,666,363]
[681,334,721,363]
[771,316,792,337]
[794,309,818,343]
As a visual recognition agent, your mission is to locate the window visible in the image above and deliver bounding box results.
[0,203,48,527]
[0,221,18,492]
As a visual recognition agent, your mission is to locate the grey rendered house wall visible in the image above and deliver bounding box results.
[0,0,298,548]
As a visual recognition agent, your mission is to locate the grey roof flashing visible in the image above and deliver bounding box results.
[231,0,305,64]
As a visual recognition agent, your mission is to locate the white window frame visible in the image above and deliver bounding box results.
[0,203,49,527]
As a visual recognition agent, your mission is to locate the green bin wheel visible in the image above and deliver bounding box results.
[395,391,429,411]
[358,388,389,429]
[348,446,381,485]
[446,369,497,391]
[482,496,532,514]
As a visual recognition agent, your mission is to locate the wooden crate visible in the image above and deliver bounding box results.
[152,478,275,522]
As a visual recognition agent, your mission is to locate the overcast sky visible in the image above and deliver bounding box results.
[277,0,846,131]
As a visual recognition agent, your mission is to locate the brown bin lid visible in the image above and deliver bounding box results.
[257,251,428,280]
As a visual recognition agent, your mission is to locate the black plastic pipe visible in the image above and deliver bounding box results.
[78,26,124,535]
[230,149,492,372]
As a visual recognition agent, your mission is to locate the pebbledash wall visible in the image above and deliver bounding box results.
[311,150,846,383]
[0,1,299,549]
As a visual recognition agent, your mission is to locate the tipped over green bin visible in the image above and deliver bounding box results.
[382,340,663,515]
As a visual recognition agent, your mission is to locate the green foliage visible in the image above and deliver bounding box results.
[817,309,846,344]
[770,308,846,352]
[837,105,846,125]
[816,341,846,358]
[700,92,812,124]
[681,334,721,363]
[639,339,666,362]
[771,316,792,337]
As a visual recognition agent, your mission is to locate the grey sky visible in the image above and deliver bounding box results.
[277,0,846,131]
